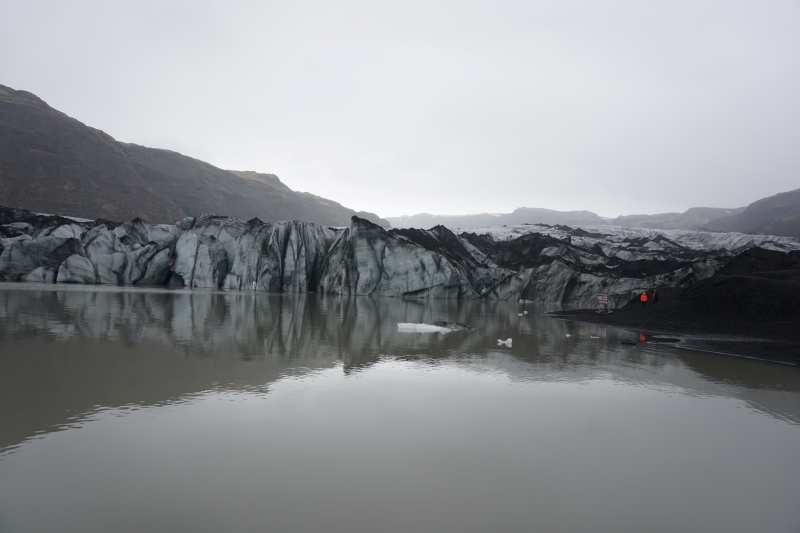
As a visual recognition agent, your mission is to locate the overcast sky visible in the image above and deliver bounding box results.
[2,0,799,218]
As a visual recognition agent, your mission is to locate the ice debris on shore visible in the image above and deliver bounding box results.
[497,338,512,347]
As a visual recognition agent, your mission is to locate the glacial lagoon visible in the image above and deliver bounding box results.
[1,283,799,532]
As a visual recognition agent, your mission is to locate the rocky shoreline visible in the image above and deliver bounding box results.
[546,248,800,364]
[549,310,799,365]
[2,206,799,306]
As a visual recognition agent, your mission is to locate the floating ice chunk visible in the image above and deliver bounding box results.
[523,311,528,315]
[518,313,523,316]
[518,299,524,303]
[397,323,452,333]
[591,336,600,339]
[497,338,512,347]
[433,321,474,331]
[566,334,571,337]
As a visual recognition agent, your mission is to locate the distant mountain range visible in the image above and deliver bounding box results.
[700,188,800,238]
[0,84,388,226]
[2,83,798,237]
[388,192,800,238]
[612,207,747,231]
[387,208,608,230]
[387,206,746,232]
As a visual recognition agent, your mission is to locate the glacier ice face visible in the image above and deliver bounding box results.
[171,232,199,287]
[139,247,174,286]
[2,207,798,307]
[191,237,227,289]
[96,252,128,285]
[57,254,97,284]
[83,225,118,263]
[317,218,478,298]
[21,266,55,283]
[113,218,150,247]
[0,236,85,280]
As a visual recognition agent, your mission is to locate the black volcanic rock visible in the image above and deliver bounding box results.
[490,233,568,271]
[549,247,800,363]
[714,247,800,276]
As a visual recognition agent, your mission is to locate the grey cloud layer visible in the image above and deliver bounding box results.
[1,0,798,217]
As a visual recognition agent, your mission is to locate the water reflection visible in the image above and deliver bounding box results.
[2,285,800,533]
[1,283,799,456]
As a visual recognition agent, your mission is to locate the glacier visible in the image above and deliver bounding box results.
[2,207,799,307]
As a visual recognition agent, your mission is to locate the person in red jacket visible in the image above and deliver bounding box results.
[640,291,648,308]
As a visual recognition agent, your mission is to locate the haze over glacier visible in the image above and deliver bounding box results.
[2,1,799,218]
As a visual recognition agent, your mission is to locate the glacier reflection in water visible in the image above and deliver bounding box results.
[0,284,799,533]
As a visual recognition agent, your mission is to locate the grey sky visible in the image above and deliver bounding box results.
[2,0,799,218]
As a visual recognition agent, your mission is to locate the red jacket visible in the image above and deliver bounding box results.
[640,293,648,302]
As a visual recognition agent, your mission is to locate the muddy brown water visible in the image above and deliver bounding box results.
[1,283,799,533]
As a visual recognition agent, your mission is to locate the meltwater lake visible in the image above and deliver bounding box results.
[1,284,799,532]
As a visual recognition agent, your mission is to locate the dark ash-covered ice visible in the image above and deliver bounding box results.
[2,206,798,307]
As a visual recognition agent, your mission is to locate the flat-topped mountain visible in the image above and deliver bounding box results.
[0,84,388,226]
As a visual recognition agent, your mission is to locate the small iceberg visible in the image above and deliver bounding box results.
[523,311,528,315]
[590,336,600,339]
[433,321,475,331]
[566,334,571,337]
[397,323,453,334]
[497,338,512,347]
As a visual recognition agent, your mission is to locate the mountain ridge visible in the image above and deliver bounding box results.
[701,188,800,238]
[0,84,388,226]
[387,205,746,231]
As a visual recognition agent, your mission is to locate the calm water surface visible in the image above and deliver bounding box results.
[1,283,799,533]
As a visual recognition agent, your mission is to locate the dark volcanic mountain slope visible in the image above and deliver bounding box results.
[702,188,800,238]
[0,86,185,222]
[0,84,387,226]
[123,146,389,226]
